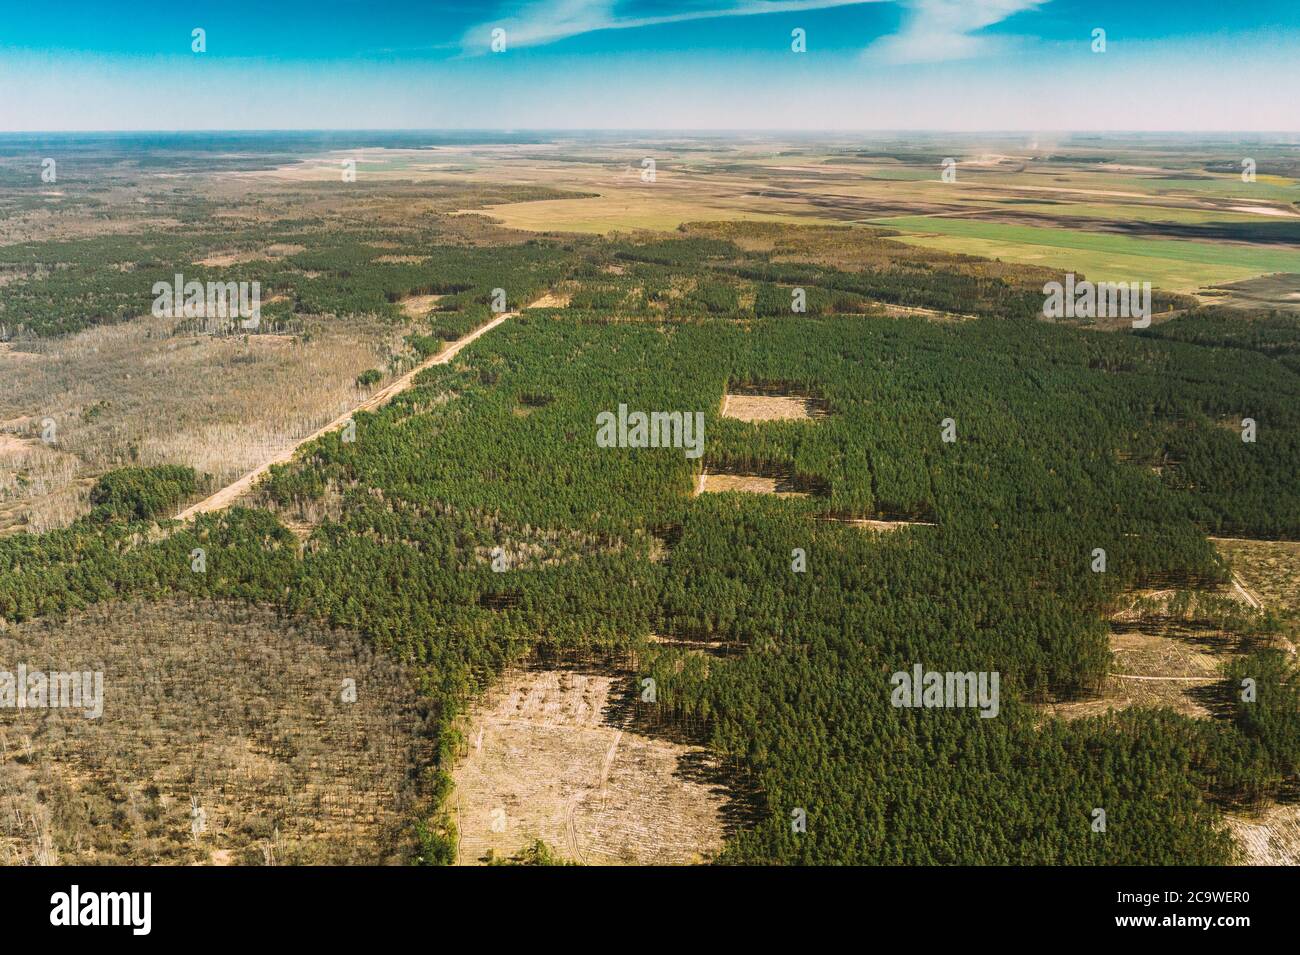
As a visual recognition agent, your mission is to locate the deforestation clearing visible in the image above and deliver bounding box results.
[450,668,727,866]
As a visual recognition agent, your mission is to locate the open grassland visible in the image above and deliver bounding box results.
[1205,273,1300,312]
[872,216,1300,268]
[950,200,1294,227]
[883,232,1257,293]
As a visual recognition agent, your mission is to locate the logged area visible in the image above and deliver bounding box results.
[451,667,728,865]
[0,599,435,865]
[2,132,1298,867]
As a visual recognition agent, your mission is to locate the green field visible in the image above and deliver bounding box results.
[959,169,1300,204]
[872,215,1300,291]
[974,201,1278,226]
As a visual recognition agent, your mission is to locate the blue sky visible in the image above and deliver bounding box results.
[1,1,1297,130]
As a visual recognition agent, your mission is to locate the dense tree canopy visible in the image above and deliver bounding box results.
[4,223,1298,864]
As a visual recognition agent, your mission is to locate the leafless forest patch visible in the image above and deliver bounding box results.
[0,599,436,865]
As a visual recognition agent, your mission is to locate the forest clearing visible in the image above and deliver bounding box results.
[450,667,727,865]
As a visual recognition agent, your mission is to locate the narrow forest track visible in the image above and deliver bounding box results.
[1230,574,1265,611]
[598,729,623,799]
[173,304,532,521]
[565,727,621,866]
[1208,537,1269,611]
[1112,674,1219,682]
[565,793,583,864]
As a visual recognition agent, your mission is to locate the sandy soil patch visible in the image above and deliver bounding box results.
[451,668,728,865]
[526,292,571,309]
[696,472,809,498]
[824,516,938,532]
[646,633,734,657]
[1229,206,1300,218]
[721,393,824,422]
[877,302,979,322]
[0,432,35,455]
[245,333,297,347]
[194,251,243,266]
[398,293,444,319]
[196,244,304,267]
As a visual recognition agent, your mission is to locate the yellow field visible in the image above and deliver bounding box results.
[467,194,830,234]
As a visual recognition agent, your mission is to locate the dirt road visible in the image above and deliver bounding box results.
[1208,537,1268,611]
[174,307,521,520]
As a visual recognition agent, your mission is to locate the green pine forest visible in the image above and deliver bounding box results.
[3,221,1299,864]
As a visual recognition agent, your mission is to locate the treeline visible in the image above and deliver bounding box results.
[88,465,198,522]
[1140,308,1300,376]
[0,222,575,339]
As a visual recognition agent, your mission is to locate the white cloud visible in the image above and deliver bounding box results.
[461,0,1048,62]
[865,0,1047,64]
[460,0,882,52]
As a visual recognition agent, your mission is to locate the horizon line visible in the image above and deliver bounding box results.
[2,128,1299,137]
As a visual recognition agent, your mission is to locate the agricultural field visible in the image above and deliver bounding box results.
[316,136,1300,305]
[1,131,1298,870]
[222,136,1300,306]
[871,215,1300,292]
